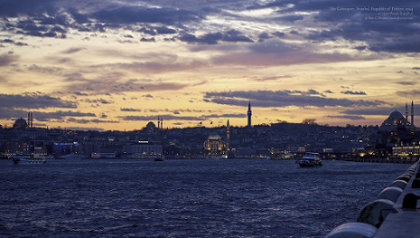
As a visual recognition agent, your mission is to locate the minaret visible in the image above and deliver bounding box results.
[158,116,160,129]
[247,101,252,127]
[27,112,33,128]
[411,101,415,127]
[226,120,230,151]
[406,103,409,123]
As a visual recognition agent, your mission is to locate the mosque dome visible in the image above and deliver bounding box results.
[144,121,157,132]
[380,110,410,131]
[13,118,27,129]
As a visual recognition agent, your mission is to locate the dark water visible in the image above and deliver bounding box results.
[0,159,410,237]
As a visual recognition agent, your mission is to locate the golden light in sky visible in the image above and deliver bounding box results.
[0,0,419,130]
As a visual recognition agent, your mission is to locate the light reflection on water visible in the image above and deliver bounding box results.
[0,159,409,237]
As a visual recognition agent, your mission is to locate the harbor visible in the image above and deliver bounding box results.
[0,159,411,237]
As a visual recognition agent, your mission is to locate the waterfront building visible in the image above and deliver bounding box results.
[203,133,226,155]
[123,140,163,159]
[392,143,420,159]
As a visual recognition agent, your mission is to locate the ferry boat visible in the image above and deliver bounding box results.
[297,152,322,167]
[12,154,47,165]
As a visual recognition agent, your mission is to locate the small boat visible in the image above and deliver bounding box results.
[13,157,47,165]
[12,154,47,165]
[297,152,322,167]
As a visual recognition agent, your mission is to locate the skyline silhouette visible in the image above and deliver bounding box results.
[0,0,419,130]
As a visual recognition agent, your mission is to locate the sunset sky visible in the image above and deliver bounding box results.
[0,0,419,131]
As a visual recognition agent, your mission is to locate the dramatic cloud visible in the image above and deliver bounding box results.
[341,90,367,95]
[34,111,96,121]
[60,75,197,95]
[0,0,418,129]
[212,40,356,66]
[204,90,385,108]
[327,115,365,120]
[0,54,18,66]
[342,104,420,116]
[397,90,420,97]
[0,39,28,46]
[0,93,76,109]
[0,109,95,121]
[120,113,245,121]
[120,108,142,112]
[67,118,118,124]
[93,6,200,25]
[179,30,253,45]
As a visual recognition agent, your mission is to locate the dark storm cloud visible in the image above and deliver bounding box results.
[0,93,76,109]
[341,90,367,95]
[204,90,386,108]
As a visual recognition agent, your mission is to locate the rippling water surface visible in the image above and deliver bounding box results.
[0,159,410,237]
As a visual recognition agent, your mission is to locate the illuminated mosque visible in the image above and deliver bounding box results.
[380,101,415,131]
[378,101,418,151]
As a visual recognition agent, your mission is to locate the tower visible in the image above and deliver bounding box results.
[226,120,230,151]
[406,103,409,122]
[27,112,33,128]
[247,101,252,127]
[411,101,415,127]
[158,116,160,130]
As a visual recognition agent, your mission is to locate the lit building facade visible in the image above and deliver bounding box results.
[203,133,227,155]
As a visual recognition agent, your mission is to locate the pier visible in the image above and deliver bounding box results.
[326,159,420,238]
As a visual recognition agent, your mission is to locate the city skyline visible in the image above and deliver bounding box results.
[0,0,419,130]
